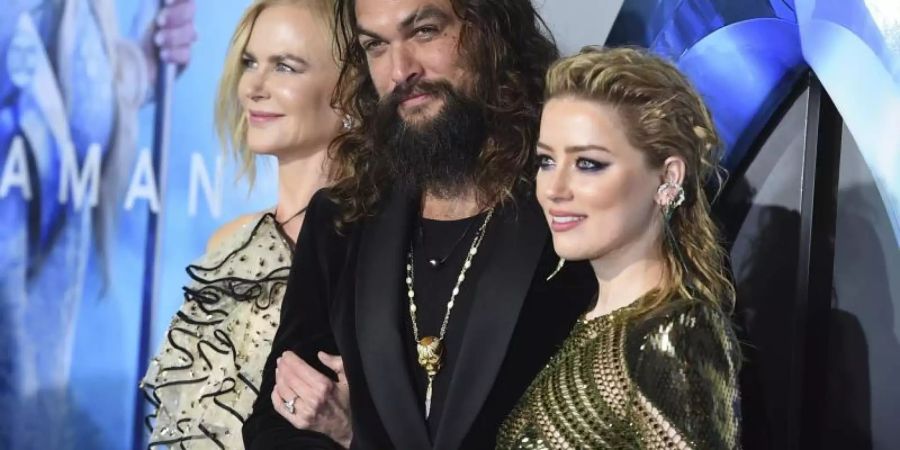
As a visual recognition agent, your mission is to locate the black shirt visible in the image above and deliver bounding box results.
[403,212,494,439]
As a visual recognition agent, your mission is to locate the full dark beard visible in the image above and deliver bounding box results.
[371,79,487,198]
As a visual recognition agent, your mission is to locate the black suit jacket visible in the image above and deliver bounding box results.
[243,188,596,450]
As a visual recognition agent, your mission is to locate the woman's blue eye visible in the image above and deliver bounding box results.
[576,158,608,171]
[537,155,555,170]
[276,63,296,73]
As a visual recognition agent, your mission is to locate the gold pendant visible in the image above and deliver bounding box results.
[417,336,443,418]
[417,336,444,376]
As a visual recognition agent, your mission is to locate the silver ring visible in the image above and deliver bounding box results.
[283,396,297,415]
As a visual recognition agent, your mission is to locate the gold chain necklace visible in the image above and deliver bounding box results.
[405,208,494,418]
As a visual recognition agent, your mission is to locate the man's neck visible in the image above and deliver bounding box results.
[421,187,482,220]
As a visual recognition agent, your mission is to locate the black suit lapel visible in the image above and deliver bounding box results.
[434,197,549,450]
[355,191,432,449]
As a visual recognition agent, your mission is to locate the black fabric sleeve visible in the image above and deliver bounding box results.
[242,190,346,449]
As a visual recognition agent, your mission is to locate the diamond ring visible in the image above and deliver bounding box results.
[283,396,297,415]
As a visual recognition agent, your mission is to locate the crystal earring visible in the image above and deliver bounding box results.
[657,182,685,220]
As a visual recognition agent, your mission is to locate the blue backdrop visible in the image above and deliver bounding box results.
[0,1,270,448]
[608,0,900,246]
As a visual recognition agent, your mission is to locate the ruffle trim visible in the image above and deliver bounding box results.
[140,213,292,449]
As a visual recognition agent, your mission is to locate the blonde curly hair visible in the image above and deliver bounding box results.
[545,46,735,314]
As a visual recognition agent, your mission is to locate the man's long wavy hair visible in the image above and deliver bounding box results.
[328,0,559,224]
[546,47,736,313]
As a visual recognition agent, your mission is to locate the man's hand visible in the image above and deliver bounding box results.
[272,351,353,448]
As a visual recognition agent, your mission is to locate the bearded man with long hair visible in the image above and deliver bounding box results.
[243,1,597,448]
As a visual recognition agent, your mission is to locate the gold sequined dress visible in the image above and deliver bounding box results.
[141,213,292,449]
[497,298,741,450]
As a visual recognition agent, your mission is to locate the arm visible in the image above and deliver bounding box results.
[242,191,346,450]
[626,301,742,450]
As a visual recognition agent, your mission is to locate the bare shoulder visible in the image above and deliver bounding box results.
[205,212,264,253]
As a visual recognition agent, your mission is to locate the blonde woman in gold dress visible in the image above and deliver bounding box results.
[497,47,741,449]
[140,0,351,447]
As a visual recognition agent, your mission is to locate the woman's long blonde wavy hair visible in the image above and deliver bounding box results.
[546,46,735,314]
[214,0,337,188]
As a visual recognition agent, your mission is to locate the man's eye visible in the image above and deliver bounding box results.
[414,26,439,38]
[361,40,385,51]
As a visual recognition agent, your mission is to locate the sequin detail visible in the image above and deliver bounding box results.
[497,300,741,450]
[141,214,292,449]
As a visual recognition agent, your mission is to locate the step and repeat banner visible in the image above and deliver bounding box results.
[0,0,897,449]
[0,0,274,448]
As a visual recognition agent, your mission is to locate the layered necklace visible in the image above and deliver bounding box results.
[405,208,494,418]
[417,217,478,269]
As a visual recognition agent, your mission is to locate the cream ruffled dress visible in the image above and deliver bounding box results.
[141,213,293,449]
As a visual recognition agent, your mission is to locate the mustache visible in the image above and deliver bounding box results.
[378,78,456,111]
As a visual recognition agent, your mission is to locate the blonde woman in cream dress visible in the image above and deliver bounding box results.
[140,1,349,447]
